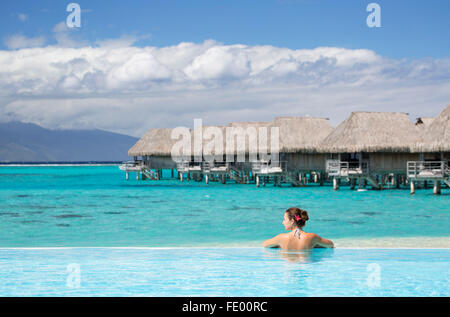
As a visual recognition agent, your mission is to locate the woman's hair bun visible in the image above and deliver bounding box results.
[285,207,309,228]
[300,209,309,221]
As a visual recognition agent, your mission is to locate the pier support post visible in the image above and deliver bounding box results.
[256,175,260,187]
[314,173,318,183]
[205,174,209,184]
[333,178,339,191]
[434,180,441,195]
[350,178,355,190]
[126,172,129,180]
[180,172,184,182]
[410,180,415,195]
[136,172,140,180]
[171,169,174,178]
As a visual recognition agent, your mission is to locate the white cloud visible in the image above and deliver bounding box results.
[18,13,28,22]
[0,40,448,136]
[52,21,87,47]
[3,34,46,49]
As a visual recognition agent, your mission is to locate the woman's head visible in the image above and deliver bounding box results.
[283,207,309,230]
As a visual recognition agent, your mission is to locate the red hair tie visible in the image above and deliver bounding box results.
[294,215,301,221]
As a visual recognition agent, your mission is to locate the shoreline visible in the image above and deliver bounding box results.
[1,236,449,249]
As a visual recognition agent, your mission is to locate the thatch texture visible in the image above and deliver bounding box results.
[128,128,178,157]
[129,105,450,158]
[128,132,148,157]
[272,117,333,153]
[225,121,272,155]
[415,104,450,152]
[319,112,422,153]
[192,125,227,157]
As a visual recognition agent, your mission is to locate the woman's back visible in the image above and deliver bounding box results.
[279,230,316,250]
[262,207,334,250]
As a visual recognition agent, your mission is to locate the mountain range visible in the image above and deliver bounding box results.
[0,121,138,162]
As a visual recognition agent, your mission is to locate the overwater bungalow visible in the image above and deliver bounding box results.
[126,128,178,180]
[188,125,228,183]
[319,112,422,190]
[219,121,272,184]
[122,105,449,194]
[408,104,450,194]
[223,118,334,187]
[273,116,334,186]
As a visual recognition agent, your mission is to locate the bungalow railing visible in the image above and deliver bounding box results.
[326,160,370,177]
[202,161,229,173]
[119,160,142,171]
[252,160,287,175]
[326,160,340,176]
[407,161,448,179]
[176,160,190,173]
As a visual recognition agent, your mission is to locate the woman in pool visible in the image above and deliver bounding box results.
[262,207,334,250]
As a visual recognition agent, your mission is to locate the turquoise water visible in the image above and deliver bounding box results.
[0,166,449,247]
[0,166,449,297]
[0,248,448,296]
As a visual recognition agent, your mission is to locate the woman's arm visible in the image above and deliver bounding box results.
[312,234,334,248]
[262,234,284,248]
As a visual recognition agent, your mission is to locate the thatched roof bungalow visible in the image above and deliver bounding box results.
[128,128,179,169]
[319,112,422,174]
[415,104,450,159]
[271,117,334,172]
[192,125,227,162]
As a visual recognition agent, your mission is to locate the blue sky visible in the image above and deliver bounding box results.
[0,1,449,136]
[1,0,449,58]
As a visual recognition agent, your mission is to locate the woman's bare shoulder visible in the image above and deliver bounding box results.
[278,233,291,239]
[304,232,319,239]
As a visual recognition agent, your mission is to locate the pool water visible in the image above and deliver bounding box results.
[0,247,448,296]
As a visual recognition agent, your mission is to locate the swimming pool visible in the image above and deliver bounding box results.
[0,247,448,296]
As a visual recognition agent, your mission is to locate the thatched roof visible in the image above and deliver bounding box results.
[319,112,422,153]
[228,121,272,128]
[129,106,450,157]
[223,121,272,155]
[192,125,227,157]
[271,117,333,153]
[128,128,178,157]
[415,117,434,128]
[129,118,334,157]
[128,131,148,157]
[415,104,450,152]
